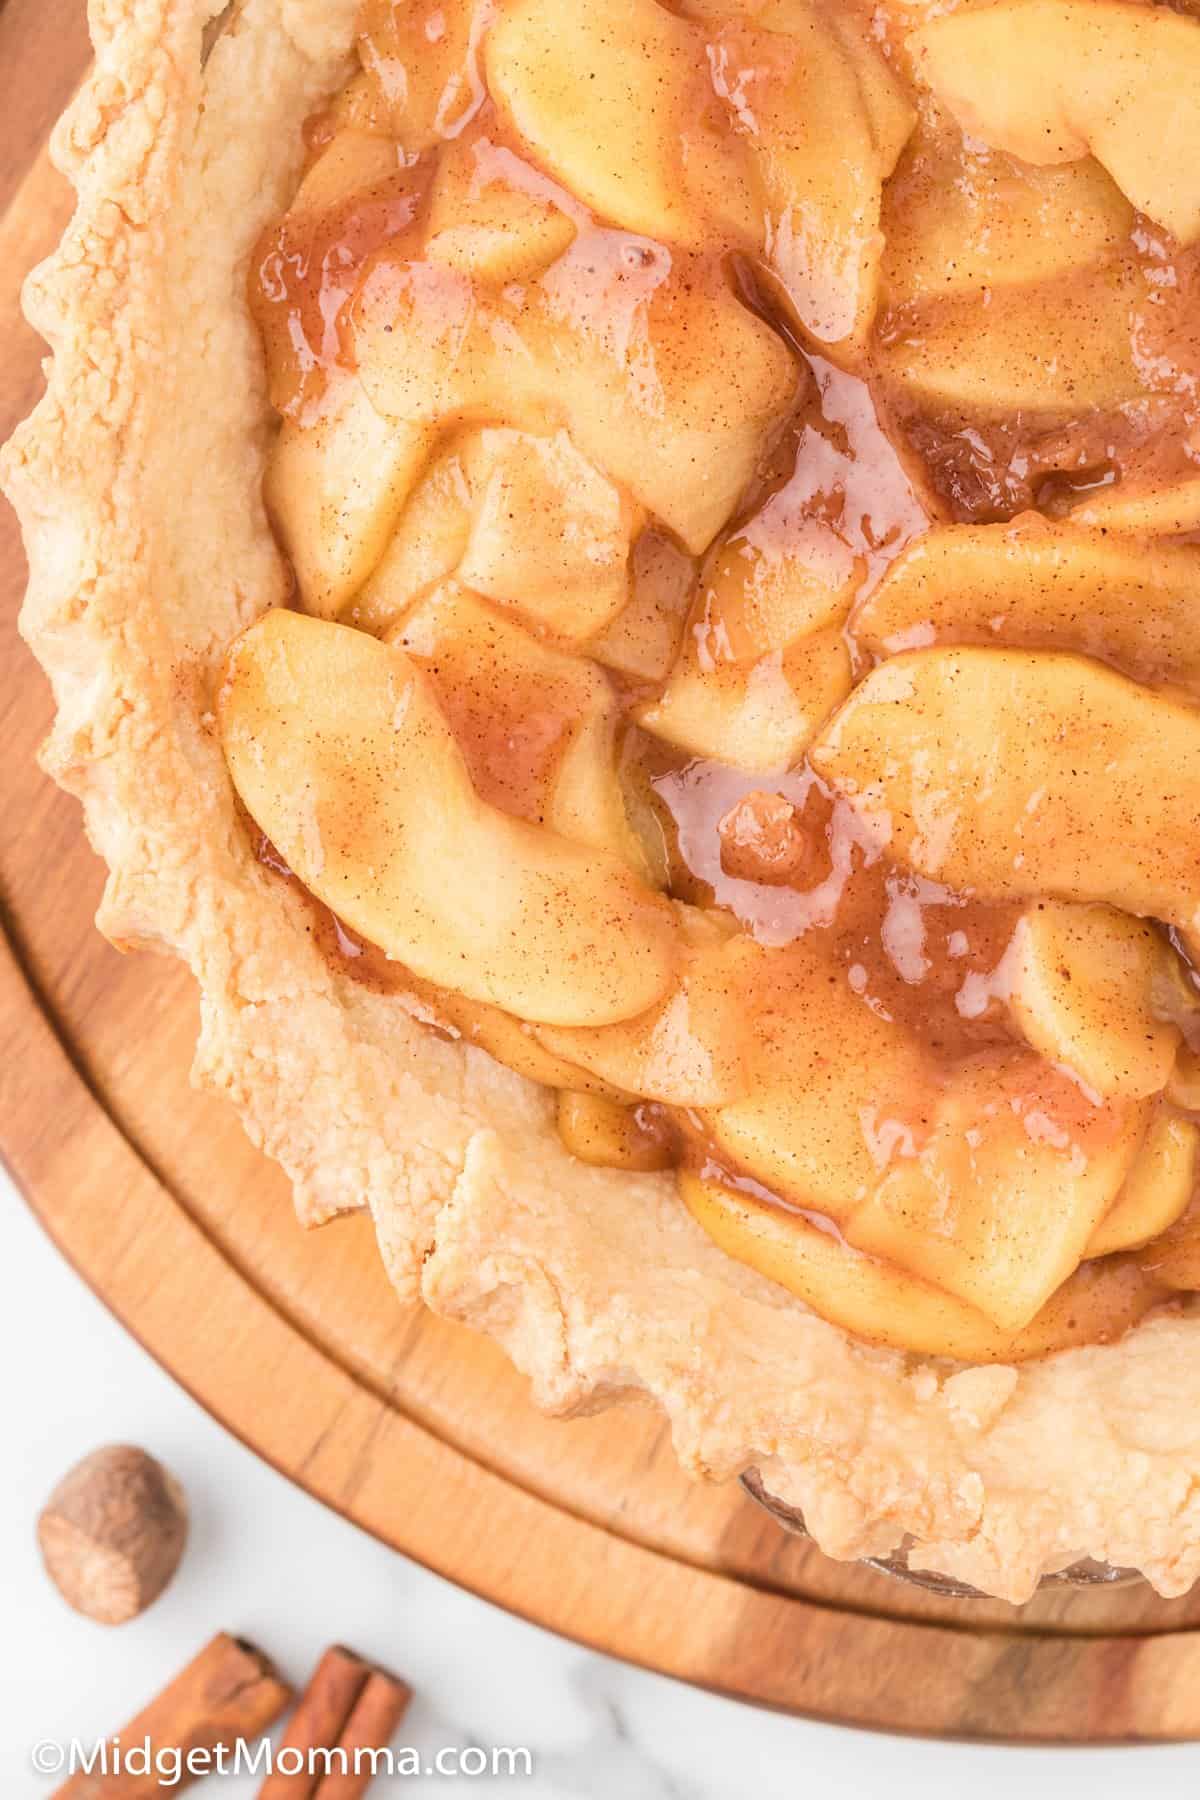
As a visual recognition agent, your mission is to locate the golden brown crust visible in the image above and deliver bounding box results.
[7,0,1200,1604]
[5,0,550,1254]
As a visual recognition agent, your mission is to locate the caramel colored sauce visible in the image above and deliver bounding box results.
[658,761,1023,1062]
[408,632,582,824]
[251,153,429,419]
[890,392,1197,529]
[706,306,931,621]
[242,0,1200,1359]
[877,224,1200,529]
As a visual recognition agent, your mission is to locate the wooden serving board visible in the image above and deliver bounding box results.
[7,0,1200,1744]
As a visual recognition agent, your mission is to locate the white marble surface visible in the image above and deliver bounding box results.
[3,1167,1199,1798]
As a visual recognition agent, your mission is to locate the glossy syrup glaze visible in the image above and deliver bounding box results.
[236,0,1200,1360]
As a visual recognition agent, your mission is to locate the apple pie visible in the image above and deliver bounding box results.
[8,0,1200,1601]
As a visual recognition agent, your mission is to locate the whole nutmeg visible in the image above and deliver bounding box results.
[37,1445,189,1625]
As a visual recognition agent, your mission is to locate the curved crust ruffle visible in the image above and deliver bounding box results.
[6,0,1200,1604]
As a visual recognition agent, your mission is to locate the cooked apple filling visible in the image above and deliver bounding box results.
[223,0,1200,1362]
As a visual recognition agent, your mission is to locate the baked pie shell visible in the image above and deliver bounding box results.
[7,0,1200,1605]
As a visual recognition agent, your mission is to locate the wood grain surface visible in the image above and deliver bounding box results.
[5,0,1200,1742]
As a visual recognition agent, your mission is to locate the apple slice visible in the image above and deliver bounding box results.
[638,628,852,773]
[457,429,637,641]
[291,130,403,214]
[1072,474,1200,539]
[845,1059,1151,1331]
[812,647,1200,936]
[882,118,1132,305]
[556,1092,675,1172]
[681,1173,1161,1361]
[351,428,639,643]
[1087,1112,1198,1259]
[485,0,756,248]
[388,584,648,873]
[219,610,679,1026]
[425,132,578,284]
[347,438,475,634]
[403,973,620,1097]
[700,519,859,663]
[1168,1048,1200,1113]
[879,262,1146,416]
[909,0,1200,243]
[1002,1255,1165,1359]
[265,379,432,619]
[1139,1193,1200,1292]
[1007,903,1180,1100]
[358,0,489,149]
[350,254,518,428]
[587,531,694,683]
[707,1,915,347]
[536,242,799,553]
[352,243,797,555]
[703,954,916,1220]
[538,931,763,1108]
[852,520,1200,699]
[828,11,919,174]
[324,72,393,140]
[551,707,659,884]
[251,128,422,421]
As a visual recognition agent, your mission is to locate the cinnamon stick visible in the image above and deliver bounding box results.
[51,1631,292,1799]
[256,1645,371,1799]
[312,1667,413,1800]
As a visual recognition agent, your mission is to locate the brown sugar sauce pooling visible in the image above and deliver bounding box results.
[646,758,1134,1178]
[240,0,1200,1357]
[251,149,431,423]
[654,757,1023,1059]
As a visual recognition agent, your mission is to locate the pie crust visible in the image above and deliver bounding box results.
[7,0,1200,1604]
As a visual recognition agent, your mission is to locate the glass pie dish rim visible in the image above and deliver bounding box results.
[739,1467,1146,1597]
